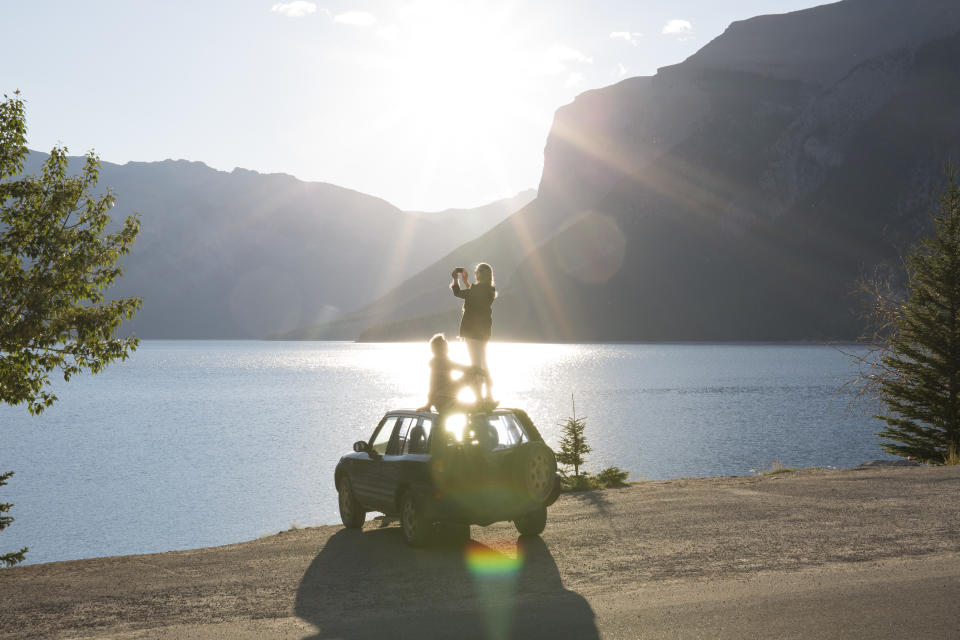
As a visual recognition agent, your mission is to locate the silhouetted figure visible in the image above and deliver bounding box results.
[451,263,496,403]
[417,333,482,415]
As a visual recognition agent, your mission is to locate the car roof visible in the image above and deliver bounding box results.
[387,408,517,418]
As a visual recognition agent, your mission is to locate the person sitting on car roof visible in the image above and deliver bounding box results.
[417,333,483,415]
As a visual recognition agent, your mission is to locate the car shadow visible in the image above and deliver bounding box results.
[294,528,598,639]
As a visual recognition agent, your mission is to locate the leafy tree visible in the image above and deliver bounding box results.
[1,91,141,565]
[0,471,26,567]
[872,168,960,462]
[557,395,591,477]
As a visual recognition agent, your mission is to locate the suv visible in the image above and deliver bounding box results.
[335,408,560,546]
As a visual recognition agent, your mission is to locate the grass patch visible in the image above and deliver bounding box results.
[760,459,799,475]
[944,443,960,466]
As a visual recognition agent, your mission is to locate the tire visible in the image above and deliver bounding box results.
[512,442,558,503]
[338,476,366,529]
[400,490,433,547]
[514,505,547,536]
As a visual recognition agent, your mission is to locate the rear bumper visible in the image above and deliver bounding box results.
[425,474,562,526]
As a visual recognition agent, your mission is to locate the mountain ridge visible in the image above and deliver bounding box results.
[281,0,960,342]
[20,151,533,338]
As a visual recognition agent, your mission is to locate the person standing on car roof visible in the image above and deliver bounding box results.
[451,262,496,405]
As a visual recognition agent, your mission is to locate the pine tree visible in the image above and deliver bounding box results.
[876,168,960,462]
[557,395,591,477]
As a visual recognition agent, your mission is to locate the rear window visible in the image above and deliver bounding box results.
[441,413,529,450]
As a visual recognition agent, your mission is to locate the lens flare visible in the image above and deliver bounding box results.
[465,541,525,640]
[465,541,524,577]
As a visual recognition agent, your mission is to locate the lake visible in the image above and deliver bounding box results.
[0,341,893,565]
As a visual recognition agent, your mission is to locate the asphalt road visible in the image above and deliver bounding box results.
[2,465,959,639]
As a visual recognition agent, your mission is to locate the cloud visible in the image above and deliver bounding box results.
[565,72,585,88]
[609,31,642,46]
[661,19,694,40]
[617,62,628,76]
[531,44,593,75]
[335,11,377,27]
[270,1,317,18]
[377,24,400,40]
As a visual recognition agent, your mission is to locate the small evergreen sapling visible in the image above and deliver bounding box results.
[557,395,591,478]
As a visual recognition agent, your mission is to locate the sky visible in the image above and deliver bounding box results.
[5,0,831,211]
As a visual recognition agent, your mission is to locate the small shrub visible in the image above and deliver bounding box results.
[561,473,598,492]
[596,466,629,487]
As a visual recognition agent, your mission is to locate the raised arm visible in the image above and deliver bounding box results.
[451,269,468,299]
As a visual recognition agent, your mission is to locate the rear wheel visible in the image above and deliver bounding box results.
[400,490,433,547]
[338,476,365,529]
[514,505,547,536]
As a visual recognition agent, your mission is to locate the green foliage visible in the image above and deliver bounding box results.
[560,473,597,492]
[1,91,141,566]
[1,92,141,414]
[595,465,629,486]
[874,168,960,463]
[559,466,630,492]
[0,471,27,567]
[556,395,591,478]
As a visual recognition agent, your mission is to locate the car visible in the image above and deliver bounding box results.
[335,407,561,546]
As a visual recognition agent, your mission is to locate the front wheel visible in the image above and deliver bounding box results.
[338,476,365,528]
[514,505,547,537]
[400,490,433,547]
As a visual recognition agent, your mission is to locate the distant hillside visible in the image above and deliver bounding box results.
[283,0,960,342]
[20,152,533,338]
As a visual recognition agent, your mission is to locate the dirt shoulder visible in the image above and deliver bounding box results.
[2,465,960,639]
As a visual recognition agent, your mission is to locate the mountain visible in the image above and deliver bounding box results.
[19,152,532,338]
[283,0,960,342]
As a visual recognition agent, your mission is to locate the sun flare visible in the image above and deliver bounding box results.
[384,3,528,129]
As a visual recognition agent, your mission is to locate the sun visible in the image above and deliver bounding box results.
[376,1,539,156]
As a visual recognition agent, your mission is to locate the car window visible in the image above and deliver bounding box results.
[388,417,416,455]
[370,417,398,455]
[404,418,432,454]
[500,414,529,447]
[484,414,528,449]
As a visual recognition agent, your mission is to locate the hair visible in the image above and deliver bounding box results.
[475,262,494,286]
[429,333,448,355]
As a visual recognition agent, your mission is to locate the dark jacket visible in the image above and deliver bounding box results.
[452,281,496,341]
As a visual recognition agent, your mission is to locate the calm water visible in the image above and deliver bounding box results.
[1,341,892,565]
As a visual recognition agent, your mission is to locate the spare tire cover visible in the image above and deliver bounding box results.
[511,442,557,502]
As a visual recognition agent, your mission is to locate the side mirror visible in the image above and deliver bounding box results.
[353,440,370,453]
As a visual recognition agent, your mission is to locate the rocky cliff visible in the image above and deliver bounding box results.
[295,0,960,342]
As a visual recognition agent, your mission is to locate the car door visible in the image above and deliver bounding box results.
[350,415,398,509]
[371,415,417,513]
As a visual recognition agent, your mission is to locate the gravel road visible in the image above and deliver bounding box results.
[2,465,959,639]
